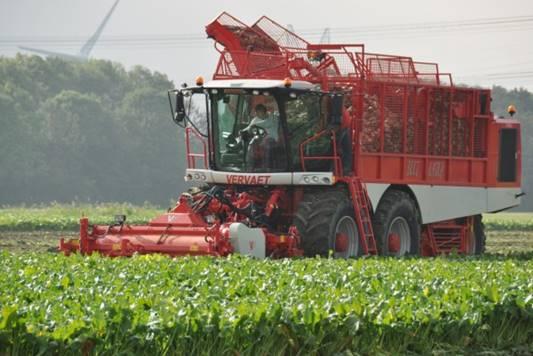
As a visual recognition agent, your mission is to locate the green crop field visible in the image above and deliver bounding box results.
[0,203,532,232]
[0,203,162,231]
[0,205,532,354]
[483,212,533,231]
[0,253,532,355]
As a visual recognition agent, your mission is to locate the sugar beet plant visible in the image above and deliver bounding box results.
[0,252,532,355]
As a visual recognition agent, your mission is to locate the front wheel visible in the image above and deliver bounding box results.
[294,189,363,258]
[373,190,420,256]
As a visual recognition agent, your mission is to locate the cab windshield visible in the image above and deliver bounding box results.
[212,89,286,172]
[211,88,330,173]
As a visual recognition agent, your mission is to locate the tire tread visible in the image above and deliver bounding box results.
[294,189,352,257]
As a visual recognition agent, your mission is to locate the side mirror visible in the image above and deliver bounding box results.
[330,94,343,126]
[167,90,186,125]
[175,91,186,123]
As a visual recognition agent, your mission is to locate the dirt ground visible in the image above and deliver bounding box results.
[0,231,78,253]
[0,230,531,254]
[484,230,533,253]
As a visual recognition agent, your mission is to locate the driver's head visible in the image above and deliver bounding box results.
[255,104,267,118]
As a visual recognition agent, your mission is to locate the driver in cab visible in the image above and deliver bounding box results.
[242,104,279,141]
[241,103,280,169]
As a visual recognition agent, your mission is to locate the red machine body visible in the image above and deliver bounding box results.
[60,13,522,258]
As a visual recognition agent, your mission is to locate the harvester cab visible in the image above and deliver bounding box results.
[60,12,522,259]
[169,79,345,176]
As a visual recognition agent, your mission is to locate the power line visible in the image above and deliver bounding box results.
[458,71,533,80]
[1,14,532,48]
[321,15,533,35]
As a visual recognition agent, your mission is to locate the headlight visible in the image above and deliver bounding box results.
[299,174,333,185]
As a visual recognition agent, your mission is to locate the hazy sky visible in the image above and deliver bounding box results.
[1,0,533,90]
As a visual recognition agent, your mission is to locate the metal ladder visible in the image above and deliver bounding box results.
[348,178,378,255]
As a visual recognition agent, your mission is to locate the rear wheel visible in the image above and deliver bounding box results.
[294,189,362,258]
[373,190,420,256]
[465,215,486,255]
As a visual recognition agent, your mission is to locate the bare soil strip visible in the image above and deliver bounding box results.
[1,230,531,254]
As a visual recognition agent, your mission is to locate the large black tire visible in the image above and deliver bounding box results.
[454,215,486,255]
[373,190,420,256]
[293,189,362,258]
[469,214,486,255]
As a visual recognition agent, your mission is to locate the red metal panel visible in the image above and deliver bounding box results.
[471,161,487,184]
[358,155,379,180]
[448,160,470,183]
[381,157,402,180]
[405,158,424,180]
[427,158,447,183]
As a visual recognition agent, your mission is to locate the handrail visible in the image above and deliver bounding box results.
[185,127,208,169]
[299,129,342,176]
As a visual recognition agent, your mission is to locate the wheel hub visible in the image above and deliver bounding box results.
[386,216,411,255]
[333,215,359,258]
[388,233,400,253]
[335,233,349,253]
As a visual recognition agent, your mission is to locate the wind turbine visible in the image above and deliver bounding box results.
[319,28,331,44]
[19,0,120,62]
[286,25,331,44]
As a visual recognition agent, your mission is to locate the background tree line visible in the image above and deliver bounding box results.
[0,55,531,210]
[0,54,186,206]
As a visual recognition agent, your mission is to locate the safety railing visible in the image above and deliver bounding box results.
[299,129,342,176]
[185,127,208,169]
